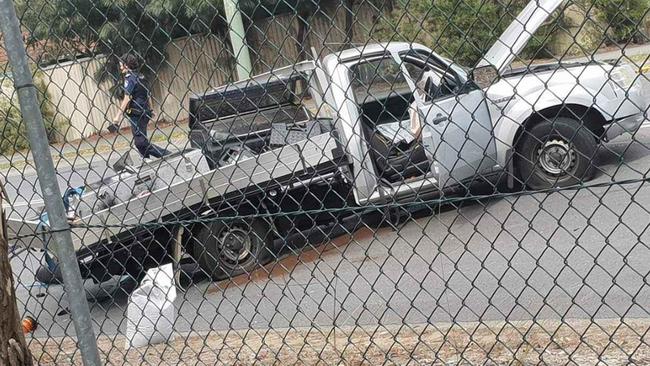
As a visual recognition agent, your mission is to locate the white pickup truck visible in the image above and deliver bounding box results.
[314,0,648,199]
[13,0,649,283]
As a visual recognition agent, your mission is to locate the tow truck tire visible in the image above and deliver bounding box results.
[192,219,273,280]
[515,117,596,190]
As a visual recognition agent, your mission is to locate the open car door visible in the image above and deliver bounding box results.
[391,50,498,189]
[388,0,564,189]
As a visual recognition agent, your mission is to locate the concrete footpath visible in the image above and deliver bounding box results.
[0,121,190,177]
[571,42,650,64]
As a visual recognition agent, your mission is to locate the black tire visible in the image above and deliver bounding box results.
[191,219,273,280]
[515,117,597,190]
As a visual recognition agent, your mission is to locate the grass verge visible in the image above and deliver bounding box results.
[29,318,650,365]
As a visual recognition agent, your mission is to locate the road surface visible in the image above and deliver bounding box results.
[8,124,650,341]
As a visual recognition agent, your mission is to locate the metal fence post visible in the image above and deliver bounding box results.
[223,0,253,80]
[0,1,102,365]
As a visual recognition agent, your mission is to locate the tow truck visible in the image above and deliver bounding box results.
[9,0,649,283]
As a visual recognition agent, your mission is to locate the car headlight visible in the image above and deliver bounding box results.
[610,64,636,91]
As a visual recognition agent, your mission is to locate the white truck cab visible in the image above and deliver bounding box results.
[14,0,649,285]
[315,0,649,203]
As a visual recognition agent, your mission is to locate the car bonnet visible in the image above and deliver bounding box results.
[476,0,564,75]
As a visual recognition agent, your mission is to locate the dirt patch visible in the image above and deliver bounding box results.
[29,318,650,365]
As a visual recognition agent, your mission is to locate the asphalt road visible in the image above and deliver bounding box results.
[3,159,114,219]
[9,125,650,341]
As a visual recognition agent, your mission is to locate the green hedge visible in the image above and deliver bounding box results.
[374,0,555,67]
[374,0,648,67]
[0,71,66,155]
[593,0,649,43]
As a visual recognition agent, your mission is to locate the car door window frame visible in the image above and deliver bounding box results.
[400,56,458,102]
[348,54,415,103]
[400,51,479,102]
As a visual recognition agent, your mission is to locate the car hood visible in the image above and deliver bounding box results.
[476,0,563,75]
[501,61,600,79]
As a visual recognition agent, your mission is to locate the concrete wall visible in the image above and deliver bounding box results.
[40,34,235,141]
[41,57,116,141]
[38,2,379,141]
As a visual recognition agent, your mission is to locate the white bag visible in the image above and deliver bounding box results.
[125,264,177,349]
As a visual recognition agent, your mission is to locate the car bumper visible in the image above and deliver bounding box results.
[604,112,646,141]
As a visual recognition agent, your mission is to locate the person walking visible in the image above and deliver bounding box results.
[112,53,170,159]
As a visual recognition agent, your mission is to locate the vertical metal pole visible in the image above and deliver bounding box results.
[173,227,183,288]
[0,2,102,365]
[223,0,253,80]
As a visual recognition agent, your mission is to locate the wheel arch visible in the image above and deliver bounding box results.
[508,104,601,189]
[499,103,606,188]
[183,191,278,252]
[513,104,608,150]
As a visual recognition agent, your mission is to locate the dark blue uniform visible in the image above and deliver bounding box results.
[123,72,169,158]
[124,72,150,113]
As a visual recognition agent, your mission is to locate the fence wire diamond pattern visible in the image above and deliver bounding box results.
[1,0,650,364]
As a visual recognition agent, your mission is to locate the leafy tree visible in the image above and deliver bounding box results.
[375,0,650,67]
[17,0,320,85]
[17,0,226,86]
[373,0,550,67]
[593,0,649,44]
[0,71,65,153]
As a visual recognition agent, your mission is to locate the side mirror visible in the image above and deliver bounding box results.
[471,65,499,89]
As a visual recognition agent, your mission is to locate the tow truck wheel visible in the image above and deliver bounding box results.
[192,219,272,280]
[515,117,597,190]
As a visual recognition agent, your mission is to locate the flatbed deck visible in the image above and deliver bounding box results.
[7,132,343,251]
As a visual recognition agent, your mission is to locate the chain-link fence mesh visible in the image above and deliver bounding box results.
[2,0,650,364]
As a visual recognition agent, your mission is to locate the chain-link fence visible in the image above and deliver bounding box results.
[1,0,650,364]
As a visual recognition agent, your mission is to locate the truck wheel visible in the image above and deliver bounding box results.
[515,117,597,190]
[192,219,272,280]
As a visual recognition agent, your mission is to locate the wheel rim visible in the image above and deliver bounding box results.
[536,138,576,177]
[217,225,252,265]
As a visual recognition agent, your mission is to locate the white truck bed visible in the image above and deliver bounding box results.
[7,132,341,251]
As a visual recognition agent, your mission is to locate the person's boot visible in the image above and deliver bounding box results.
[108,123,120,133]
